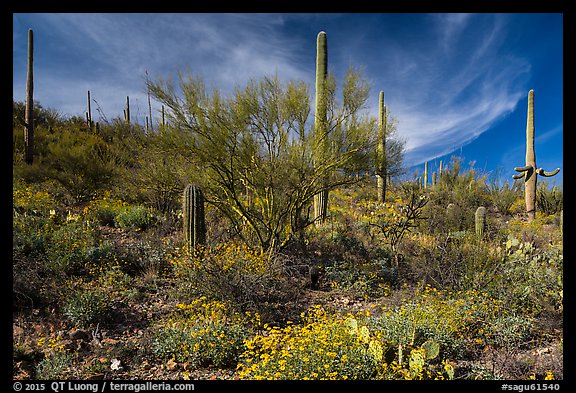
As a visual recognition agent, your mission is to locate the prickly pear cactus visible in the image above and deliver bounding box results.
[421,339,440,360]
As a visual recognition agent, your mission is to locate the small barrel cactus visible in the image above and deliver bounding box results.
[183,184,206,249]
[475,206,486,239]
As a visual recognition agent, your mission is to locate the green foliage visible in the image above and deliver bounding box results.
[45,220,97,276]
[424,157,489,234]
[148,70,380,251]
[35,351,73,380]
[114,205,155,230]
[369,284,515,359]
[152,298,249,368]
[488,178,522,215]
[63,288,110,327]
[536,182,563,215]
[369,183,428,261]
[495,235,563,316]
[169,243,298,320]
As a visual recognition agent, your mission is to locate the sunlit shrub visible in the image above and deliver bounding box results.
[114,205,155,230]
[152,297,249,368]
[237,306,378,380]
[238,305,453,380]
[45,220,97,276]
[169,243,297,314]
[369,284,512,359]
[83,192,129,226]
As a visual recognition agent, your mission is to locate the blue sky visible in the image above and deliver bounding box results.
[12,13,564,187]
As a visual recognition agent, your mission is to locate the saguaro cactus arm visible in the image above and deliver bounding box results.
[512,165,532,179]
[536,168,560,177]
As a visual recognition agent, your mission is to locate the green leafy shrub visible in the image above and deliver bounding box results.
[536,182,563,216]
[114,205,155,230]
[169,243,299,321]
[45,220,97,276]
[152,297,249,368]
[423,157,490,234]
[369,284,512,359]
[83,193,129,226]
[36,352,73,380]
[43,127,117,202]
[488,179,522,215]
[63,288,110,327]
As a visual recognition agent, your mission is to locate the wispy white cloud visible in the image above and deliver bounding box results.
[367,14,531,166]
[13,13,312,119]
[14,13,550,172]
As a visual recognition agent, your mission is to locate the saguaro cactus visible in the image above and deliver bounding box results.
[183,185,206,249]
[313,31,329,226]
[475,206,486,239]
[87,90,93,128]
[376,90,387,203]
[124,96,131,124]
[512,90,560,220]
[423,162,428,189]
[24,28,34,164]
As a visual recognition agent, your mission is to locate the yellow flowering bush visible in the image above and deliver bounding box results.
[152,297,249,368]
[238,305,454,380]
[237,306,378,380]
[83,191,130,226]
[168,242,292,309]
[370,283,529,359]
[13,180,57,216]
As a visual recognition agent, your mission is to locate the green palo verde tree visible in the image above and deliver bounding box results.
[512,90,560,221]
[148,72,375,252]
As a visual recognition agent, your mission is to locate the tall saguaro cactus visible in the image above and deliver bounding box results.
[376,90,387,203]
[423,161,428,189]
[512,90,560,220]
[87,90,92,127]
[313,31,329,226]
[183,185,206,249]
[124,96,131,124]
[24,28,34,165]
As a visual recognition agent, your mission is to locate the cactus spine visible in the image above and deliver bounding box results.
[512,90,560,220]
[24,28,34,164]
[475,206,486,239]
[183,185,206,249]
[313,31,329,226]
[376,90,387,203]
